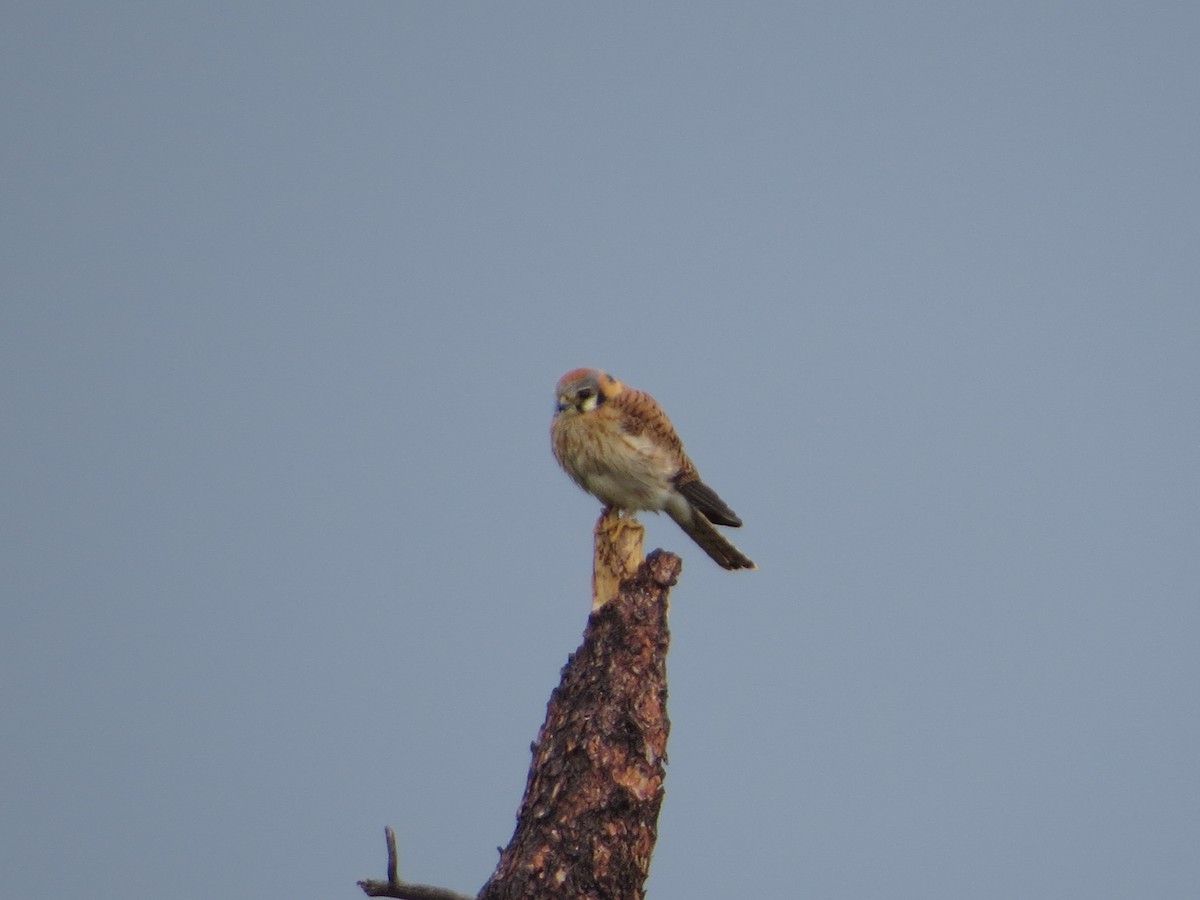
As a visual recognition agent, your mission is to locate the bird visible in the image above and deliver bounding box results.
[551,367,755,570]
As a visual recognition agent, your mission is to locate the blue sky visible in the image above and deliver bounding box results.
[3,4,1199,898]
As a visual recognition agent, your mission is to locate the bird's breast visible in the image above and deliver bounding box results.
[553,414,675,512]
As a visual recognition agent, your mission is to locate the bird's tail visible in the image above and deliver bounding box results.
[669,506,756,570]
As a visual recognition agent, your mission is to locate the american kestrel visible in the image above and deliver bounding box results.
[551,368,755,570]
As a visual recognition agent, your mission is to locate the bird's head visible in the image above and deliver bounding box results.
[554,367,622,415]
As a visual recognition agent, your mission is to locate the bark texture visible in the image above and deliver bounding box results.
[477,549,680,900]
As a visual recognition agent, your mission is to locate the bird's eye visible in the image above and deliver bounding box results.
[578,388,594,400]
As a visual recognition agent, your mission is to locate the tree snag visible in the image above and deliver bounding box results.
[360,509,680,900]
[478,538,679,900]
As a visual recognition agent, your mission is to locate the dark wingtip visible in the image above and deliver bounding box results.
[676,479,743,527]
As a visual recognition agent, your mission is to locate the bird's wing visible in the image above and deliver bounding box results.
[611,388,744,527]
[609,388,690,466]
[675,478,743,527]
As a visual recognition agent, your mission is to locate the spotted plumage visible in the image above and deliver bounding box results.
[551,368,755,570]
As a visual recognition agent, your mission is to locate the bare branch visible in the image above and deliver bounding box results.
[357,827,474,900]
[386,825,399,885]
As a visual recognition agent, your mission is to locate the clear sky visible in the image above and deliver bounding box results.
[3,4,1198,899]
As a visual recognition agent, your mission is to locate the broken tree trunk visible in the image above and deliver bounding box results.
[360,510,679,900]
[478,512,679,900]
